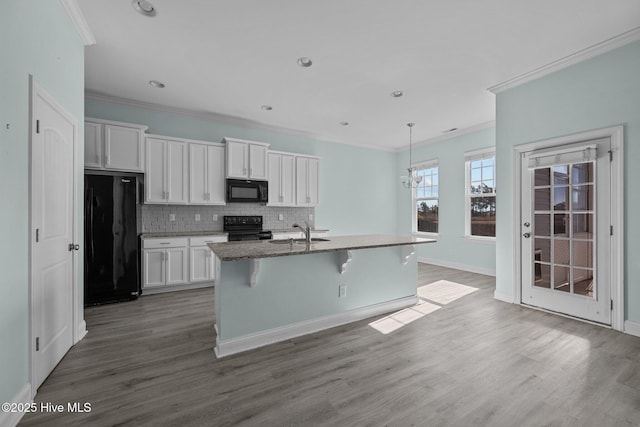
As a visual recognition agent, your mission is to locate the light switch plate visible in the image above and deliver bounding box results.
[278,214,284,221]
[169,213,176,221]
[212,214,218,221]
[309,214,313,221]
[195,214,200,221]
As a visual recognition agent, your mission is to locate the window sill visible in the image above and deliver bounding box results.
[464,235,496,244]
[413,231,438,238]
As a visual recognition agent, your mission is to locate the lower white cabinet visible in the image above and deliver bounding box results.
[142,235,226,293]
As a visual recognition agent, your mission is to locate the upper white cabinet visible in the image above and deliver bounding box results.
[145,136,188,204]
[189,143,225,205]
[224,138,269,180]
[268,151,296,206]
[84,118,147,172]
[296,155,320,206]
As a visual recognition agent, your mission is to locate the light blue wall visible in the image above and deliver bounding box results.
[396,127,497,274]
[0,0,84,404]
[86,99,398,235]
[495,40,640,323]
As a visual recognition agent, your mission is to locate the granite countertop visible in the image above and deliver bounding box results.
[208,234,436,261]
[271,228,330,234]
[140,231,228,238]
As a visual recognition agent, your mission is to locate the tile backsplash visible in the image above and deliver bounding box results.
[141,204,315,233]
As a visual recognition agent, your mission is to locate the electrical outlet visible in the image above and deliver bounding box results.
[309,214,313,221]
[212,214,218,221]
[338,284,347,298]
[169,213,176,221]
[278,214,284,221]
[195,214,201,221]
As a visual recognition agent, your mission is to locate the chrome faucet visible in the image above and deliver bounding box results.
[292,221,311,243]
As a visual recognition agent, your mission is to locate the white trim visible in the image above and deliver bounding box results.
[624,320,640,338]
[494,290,514,304]
[399,121,496,152]
[142,281,214,295]
[76,320,88,343]
[0,383,32,427]
[418,256,496,277]
[511,125,624,331]
[215,296,418,357]
[59,0,96,45]
[85,117,148,132]
[464,146,496,161]
[488,27,640,94]
[145,133,224,147]
[85,91,396,152]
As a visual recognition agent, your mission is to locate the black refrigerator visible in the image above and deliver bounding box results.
[84,174,140,305]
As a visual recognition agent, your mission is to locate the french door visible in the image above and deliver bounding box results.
[521,138,611,324]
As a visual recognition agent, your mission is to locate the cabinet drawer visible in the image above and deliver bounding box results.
[142,237,187,249]
[189,235,227,246]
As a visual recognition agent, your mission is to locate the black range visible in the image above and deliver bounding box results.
[224,215,272,241]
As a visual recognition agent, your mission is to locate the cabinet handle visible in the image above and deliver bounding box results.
[160,242,171,245]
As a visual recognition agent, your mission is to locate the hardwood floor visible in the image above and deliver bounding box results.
[20,264,640,426]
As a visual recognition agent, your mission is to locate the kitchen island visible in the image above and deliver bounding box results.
[208,234,435,357]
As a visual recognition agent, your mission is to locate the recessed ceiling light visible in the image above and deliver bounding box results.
[132,0,157,17]
[149,80,165,88]
[261,105,273,111]
[391,90,403,98]
[339,121,349,126]
[297,57,313,68]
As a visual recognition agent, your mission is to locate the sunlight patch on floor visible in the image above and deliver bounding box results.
[369,280,479,335]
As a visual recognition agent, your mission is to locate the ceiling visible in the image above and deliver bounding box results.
[78,0,640,150]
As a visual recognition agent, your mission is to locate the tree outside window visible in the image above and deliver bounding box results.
[413,163,439,233]
[466,153,496,238]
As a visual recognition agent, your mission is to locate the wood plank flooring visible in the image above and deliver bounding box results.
[20,264,640,426]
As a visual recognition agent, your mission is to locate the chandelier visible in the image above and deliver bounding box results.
[401,122,422,189]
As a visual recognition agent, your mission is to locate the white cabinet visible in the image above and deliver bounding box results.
[84,118,147,172]
[145,136,188,204]
[268,151,296,206]
[189,143,225,205]
[142,238,188,289]
[224,138,269,180]
[189,235,226,283]
[296,155,320,206]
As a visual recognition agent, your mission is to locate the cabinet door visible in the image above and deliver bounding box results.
[104,124,144,172]
[143,249,165,288]
[296,156,309,206]
[307,157,320,206]
[166,247,188,285]
[207,145,226,204]
[248,143,268,180]
[267,153,281,205]
[145,138,166,203]
[84,122,103,169]
[226,141,247,178]
[281,154,296,206]
[189,143,208,204]
[189,247,213,283]
[166,140,188,204]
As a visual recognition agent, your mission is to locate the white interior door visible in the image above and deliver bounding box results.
[521,138,611,324]
[31,81,77,389]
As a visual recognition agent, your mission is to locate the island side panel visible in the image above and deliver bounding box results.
[216,245,418,341]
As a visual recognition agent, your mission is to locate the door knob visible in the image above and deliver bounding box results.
[523,222,530,227]
[522,233,531,238]
[68,243,80,251]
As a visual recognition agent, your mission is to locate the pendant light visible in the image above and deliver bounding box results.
[401,122,422,189]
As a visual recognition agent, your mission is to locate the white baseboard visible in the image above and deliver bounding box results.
[493,290,514,303]
[142,281,213,295]
[418,257,496,277]
[0,383,32,427]
[75,320,87,343]
[215,296,418,358]
[624,320,640,337]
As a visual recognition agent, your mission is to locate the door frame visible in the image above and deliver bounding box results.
[511,125,624,331]
[28,76,84,397]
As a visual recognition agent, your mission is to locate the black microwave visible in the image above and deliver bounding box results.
[226,179,269,203]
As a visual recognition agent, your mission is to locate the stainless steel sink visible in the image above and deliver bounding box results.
[294,238,330,243]
[268,239,294,244]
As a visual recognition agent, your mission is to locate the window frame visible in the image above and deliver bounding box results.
[412,159,439,236]
[465,148,496,241]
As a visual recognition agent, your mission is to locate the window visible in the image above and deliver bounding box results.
[465,149,496,238]
[413,161,439,234]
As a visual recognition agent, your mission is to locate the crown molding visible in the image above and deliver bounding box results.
[60,0,96,45]
[395,121,496,152]
[488,26,640,94]
[85,90,396,152]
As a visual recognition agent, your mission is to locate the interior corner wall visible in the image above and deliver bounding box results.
[395,127,497,275]
[0,0,84,406]
[495,40,640,323]
[85,99,398,236]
